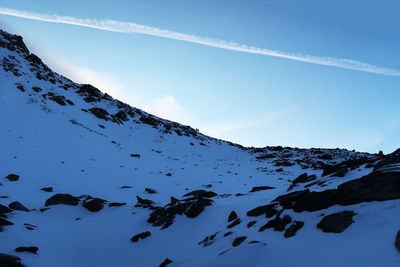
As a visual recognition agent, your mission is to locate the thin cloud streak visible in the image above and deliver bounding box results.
[1,7,399,76]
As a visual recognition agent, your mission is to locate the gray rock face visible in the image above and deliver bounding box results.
[317,211,356,233]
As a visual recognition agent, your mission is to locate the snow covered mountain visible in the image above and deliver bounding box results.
[1,29,400,267]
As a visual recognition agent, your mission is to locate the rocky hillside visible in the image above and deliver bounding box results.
[1,29,400,267]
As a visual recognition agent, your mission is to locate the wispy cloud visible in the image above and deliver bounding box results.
[1,7,399,76]
[201,104,298,138]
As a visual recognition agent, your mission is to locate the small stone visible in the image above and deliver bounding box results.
[6,174,19,181]
[15,246,38,254]
[40,187,53,192]
[159,258,173,267]
[145,188,157,194]
[130,231,151,242]
[232,236,247,247]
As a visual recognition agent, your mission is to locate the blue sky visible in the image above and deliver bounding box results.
[1,0,400,153]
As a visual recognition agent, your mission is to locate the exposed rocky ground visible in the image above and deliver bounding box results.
[1,29,400,266]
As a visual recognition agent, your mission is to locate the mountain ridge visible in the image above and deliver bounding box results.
[1,29,400,267]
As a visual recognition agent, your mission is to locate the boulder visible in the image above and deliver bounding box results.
[317,211,356,233]
[0,204,12,213]
[228,211,238,222]
[247,204,278,218]
[0,253,24,267]
[227,218,241,229]
[159,258,173,267]
[0,218,14,226]
[45,194,80,206]
[259,215,292,232]
[83,198,105,212]
[284,221,304,238]
[8,201,29,212]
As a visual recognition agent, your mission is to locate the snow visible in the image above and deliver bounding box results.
[1,30,399,267]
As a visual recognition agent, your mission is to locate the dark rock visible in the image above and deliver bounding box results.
[0,253,24,267]
[284,221,304,238]
[224,231,233,237]
[130,231,151,242]
[16,84,25,92]
[183,190,217,198]
[130,154,140,158]
[228,211,238,222]
[109,202,126,207]
[0,204,12,213]
[247,204,278,218]
[259,215,292,232]
[40,187,53,192]
[120,186,132,189]
[0,218,14,226]
[198,232,218,247]
[6,174,19,181]
[184,198,212,218]
[49,95,67,106]
[331,168,348,177]
[317,211,356,233]
[15,247,38,254]
[249,186,275,192]
[136,196,155,206]
[32,86,42,92]
[232,236,247,247]
[8,201,29,212]
[159,258,173,267]
[292,173,316,184]
[288,173,317,191]
[249,240,266,246]
[83,198,105,212]
[45,193,79,206]
[88,107,110,120]
[247,221,257,228]
[395,231,400,252]
[145,188,157,194]
[227,218,241,229]
[276,171,400,212]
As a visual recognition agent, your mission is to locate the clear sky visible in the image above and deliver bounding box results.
[1,0,400,153]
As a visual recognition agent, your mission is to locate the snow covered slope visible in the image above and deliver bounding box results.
[1,29,400,267]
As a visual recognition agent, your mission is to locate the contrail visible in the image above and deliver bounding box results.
[0,7,399,76]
